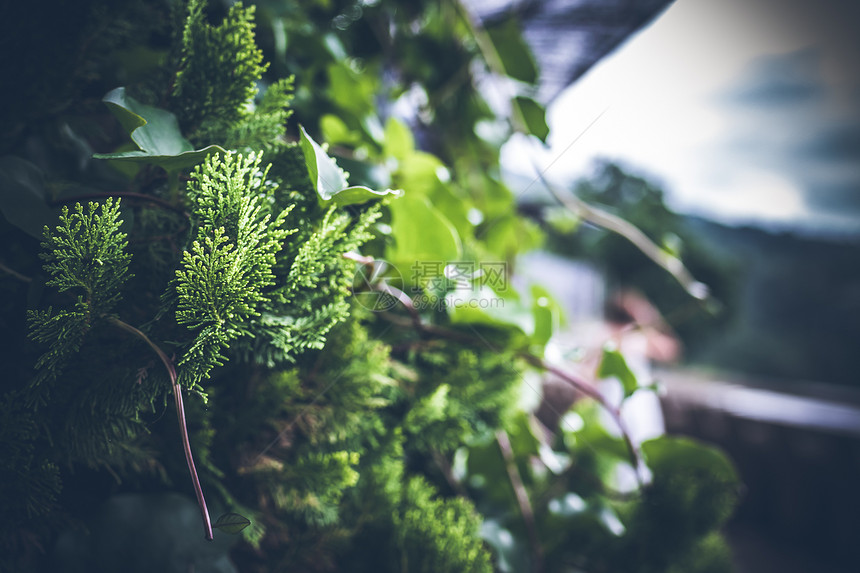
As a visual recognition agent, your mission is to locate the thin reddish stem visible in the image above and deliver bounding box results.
[108,316,214,540]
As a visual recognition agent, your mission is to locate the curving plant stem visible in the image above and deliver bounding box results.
[360,279,646,486]
[523,354,645,485]
[108,316,214,540]
[496,429,544,573]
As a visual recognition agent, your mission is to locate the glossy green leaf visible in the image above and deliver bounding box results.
[513,96,549,143]
[597,346,639,398]
[387,194,462,271]
[298,125,401,206]
[213,512,251,534]
[93,87,224,171]
[486,19,538,84]
[0,156,54,238]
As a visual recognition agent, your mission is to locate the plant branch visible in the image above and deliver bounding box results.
[0,260,32,283]
[432,450,467,498]
[523,354,645,485]
[107,316,214,540]
[374,293,646,483]
[496,429,543,573]
[536,168,709,301]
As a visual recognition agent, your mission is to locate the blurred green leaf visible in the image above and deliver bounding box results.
[0,156,54,238]
[480,519,528,573]
[387,194,462,272]
[486,19,538,84]
[320,114,362,147]
[597,347,639,398]
[383,117,415,161]
[642,437,738,486]
[513,96,549,143]
[530,285,560,347]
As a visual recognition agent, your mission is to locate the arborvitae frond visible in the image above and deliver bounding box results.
[268,450,360,527]
[37,198,131,316]
[27,199,131,391]
[219,77,296,152]
[403,348,521,454]
[27,307,89,390]
[175,152,293,388]
[398,477,492,573]
[243,204,381,365]
[172,0,267,141]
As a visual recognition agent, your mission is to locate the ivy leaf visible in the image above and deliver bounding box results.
[513,96,549,143]
[597,346,639,398]
[298,125,401,206]
[486,19,538,84]
[93,87,223,172]
[213,512,251,534]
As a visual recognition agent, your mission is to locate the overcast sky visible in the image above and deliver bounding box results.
[503,0,860,234]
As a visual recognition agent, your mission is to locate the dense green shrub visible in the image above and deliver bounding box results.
[1,1,739,571]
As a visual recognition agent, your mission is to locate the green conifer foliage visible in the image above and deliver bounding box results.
[1,1,742,571]
[175,151,292,389]
[398,477,493,573]
[172,0,268,142]
[28,199,132,393]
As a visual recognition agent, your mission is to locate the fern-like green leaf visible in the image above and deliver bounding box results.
[174,152,293,388]
[28,199,132,390]
[172,0,267,142]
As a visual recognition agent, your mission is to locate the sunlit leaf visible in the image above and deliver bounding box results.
[530,284,561,347]
[387,194,462,273]
[383,117,414,161]
[320,114,362,147]
[298,124,401,206]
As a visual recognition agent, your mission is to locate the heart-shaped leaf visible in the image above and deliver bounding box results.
[93,87,224,172]
[298,125,401,206]
[213,512,251,534]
